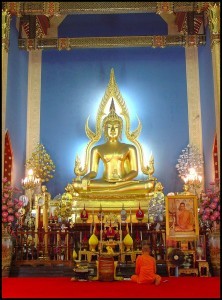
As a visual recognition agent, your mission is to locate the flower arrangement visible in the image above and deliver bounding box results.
[2,177,23,235]
[198,181,220,224]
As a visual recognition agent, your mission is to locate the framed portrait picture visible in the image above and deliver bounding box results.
[165,195,199,238]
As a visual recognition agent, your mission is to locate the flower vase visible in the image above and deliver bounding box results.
[208,228,220,276]
[89,233,98,252]
[123,233,133,252]
[2,227,13,277]
[72,249,78,260]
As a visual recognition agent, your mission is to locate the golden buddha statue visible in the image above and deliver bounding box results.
[66,69,161,216]
[72,100,155,195]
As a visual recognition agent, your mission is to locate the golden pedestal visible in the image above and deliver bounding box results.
[121,251,136,263]
[78,250,88,261]
[166,262,177,277]
[198,261,209,277]
[178,268,198,276]
[73,194,151,222]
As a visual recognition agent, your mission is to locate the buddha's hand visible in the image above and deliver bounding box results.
[82,177,90,190]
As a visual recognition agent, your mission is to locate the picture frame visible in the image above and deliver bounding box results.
[165,194,199,238]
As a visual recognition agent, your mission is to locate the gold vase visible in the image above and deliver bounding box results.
[123,233,133,252]
[72,249,78,260]
[89,233,99,251]
[208,227,220,276]
[2,227,13,277]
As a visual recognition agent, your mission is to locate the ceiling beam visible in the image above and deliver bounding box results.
[18,35,206,51]
[3,2,215,16]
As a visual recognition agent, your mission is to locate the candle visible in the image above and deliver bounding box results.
[90,221,92,235]
[140,231,142,241]
[100,217,103,240]
[147,206,149,223]
[80,231,82,243]
[130,207,132,235]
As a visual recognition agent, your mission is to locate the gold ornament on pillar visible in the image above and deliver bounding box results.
[208,3,220,34]
[2,9,11,51]
[207,3,220,48]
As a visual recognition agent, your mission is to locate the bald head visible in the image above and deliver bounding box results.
[142,244,151,253]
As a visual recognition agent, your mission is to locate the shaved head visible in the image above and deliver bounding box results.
[142,244,150,253]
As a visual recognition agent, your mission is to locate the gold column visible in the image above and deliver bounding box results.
[208,3,220,176]
[35,205,39,247]
[42,191,49,257]
[2,9,11,177]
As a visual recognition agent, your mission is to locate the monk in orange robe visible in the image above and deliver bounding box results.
[131,244,161,285]
[174,202,194,232]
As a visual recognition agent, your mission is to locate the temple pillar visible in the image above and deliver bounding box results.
[2,9,11,178]
[185,45,204,192]
[26,50,42,161]
[207,3,220,177]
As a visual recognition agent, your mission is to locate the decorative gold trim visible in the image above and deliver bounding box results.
[18,35,206,51]
[207,3,220,35]
[156,2,174,14]
[3,2,212,16]
[210,34,220,48]
[2,9,11,51]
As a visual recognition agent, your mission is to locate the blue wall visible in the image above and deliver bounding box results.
[41,48,188,197]
[40,14,189,197]
[5,14,215,198]
[6,16,28,189]
[59,13,168,37]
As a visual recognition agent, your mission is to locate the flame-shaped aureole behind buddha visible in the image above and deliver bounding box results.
[75,68,153,178]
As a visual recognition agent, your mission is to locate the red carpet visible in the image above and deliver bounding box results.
[2,277,220,298]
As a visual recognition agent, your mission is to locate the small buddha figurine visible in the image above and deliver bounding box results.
[181,184,192,195]
[72,100,156,195]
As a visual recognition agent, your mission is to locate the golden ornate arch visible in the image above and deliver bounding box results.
[74,68,154,178]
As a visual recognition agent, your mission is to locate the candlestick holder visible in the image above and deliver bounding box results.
[176,144,204,195]
[21,169,41,190]
[182,167,202,195]
[21,169,41,211]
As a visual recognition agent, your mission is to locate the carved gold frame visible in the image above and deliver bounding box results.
[165,194,199,239]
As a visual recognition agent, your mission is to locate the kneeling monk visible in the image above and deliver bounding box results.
[131,244,161,285]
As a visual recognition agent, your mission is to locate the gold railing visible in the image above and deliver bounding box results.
[18,35,206,51]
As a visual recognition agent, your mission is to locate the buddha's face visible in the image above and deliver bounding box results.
[42,185,47,192]
[105,121,121,141]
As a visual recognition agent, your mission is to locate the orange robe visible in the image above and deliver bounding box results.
[131,254,161,284]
